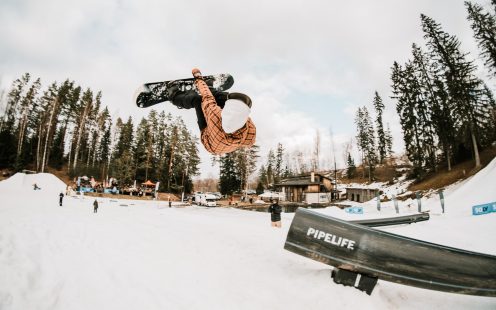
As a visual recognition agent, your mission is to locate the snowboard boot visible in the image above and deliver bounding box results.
[227,92,252,108]
[213,91,229,109]
[166,81,182,100]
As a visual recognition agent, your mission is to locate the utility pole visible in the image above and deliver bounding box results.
[330,127,338,201]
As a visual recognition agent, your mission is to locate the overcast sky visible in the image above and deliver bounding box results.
[0,0,493,179]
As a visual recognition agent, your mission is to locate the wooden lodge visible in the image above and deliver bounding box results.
[275,172,334,203]
[346,187,380,203]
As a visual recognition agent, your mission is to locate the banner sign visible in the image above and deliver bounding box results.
[345,206,364,214]
[472,202,496,216]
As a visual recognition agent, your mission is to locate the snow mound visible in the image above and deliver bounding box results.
[0,172,67,194]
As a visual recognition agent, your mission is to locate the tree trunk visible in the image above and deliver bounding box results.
[444,144,451,172]
[167,127,178,191]
[73,101,92,171]
[16,109,28,157]
[471,129,481,168]
[41,99,58,173]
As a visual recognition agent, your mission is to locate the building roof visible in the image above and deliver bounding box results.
[275,173,332,187]
[345,187,380,191]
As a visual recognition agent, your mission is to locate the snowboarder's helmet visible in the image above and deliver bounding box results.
[221,99,250,133]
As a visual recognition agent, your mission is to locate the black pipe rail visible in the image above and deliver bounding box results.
[284,208,496,296]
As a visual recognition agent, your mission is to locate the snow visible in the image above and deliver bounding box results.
[1,160,496,309]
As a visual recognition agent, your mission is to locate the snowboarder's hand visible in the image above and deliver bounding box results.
[192,68,202,79]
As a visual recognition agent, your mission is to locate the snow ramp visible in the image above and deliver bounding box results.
[0,172,67,195]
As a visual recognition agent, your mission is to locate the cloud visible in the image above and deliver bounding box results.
[0,0,491,179]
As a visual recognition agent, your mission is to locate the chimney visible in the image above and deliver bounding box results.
[311,172,315,183]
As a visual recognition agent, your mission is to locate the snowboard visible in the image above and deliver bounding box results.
[134,73,234,108]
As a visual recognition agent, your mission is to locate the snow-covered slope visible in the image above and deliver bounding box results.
[0,165,495,310]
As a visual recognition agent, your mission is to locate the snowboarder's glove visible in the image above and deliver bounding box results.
[192,68,203,79]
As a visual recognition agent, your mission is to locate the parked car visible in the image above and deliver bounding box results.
[207,192,222,200]
[194,193,217,207]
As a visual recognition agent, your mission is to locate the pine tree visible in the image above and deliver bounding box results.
[233,145,260,195]
[466,1,496,76]
[110,117,135,184]
[49,81,79,170]
[274,143,284,183]
[169,117,200,193]
[373,92,387,164]
[0,74,27,168]
[355,106,377,181]
[85,91,102,173]
[97,108,112,181]
[219,152,241,195]
[37,82,59,172]
[266,149,275,186]
[384,123,394,158]
[258,164,267,189]
[155,112,173,186]
[410,44,437,171]
[422,14,494,168]
[61,83,82,173]
[14,75,41,170]
[391,62,427,178]
[71,88,95,172]
[256,181,265,195]
[134,117,152,181]
[346,153,357,179]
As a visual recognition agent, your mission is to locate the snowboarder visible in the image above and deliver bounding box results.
[33,183,41,190]
[93,199,99,213]
[59,192,64,206]
[168,68,256,155]
[268,199,282,228]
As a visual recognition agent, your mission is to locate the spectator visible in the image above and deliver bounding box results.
[268,199,282,228]
[93,199,99,213]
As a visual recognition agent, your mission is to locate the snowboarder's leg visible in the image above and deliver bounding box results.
[170,90,202,109]
[170,88,228,131]
[169,86,229,110]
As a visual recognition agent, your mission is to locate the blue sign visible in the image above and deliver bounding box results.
[345,206,364,214]
[472,202,496,216]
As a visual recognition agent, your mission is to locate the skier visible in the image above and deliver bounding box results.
[167,68,256,155]
[93,199,99,213]
[59,192,64,206]
[268,199,282,228]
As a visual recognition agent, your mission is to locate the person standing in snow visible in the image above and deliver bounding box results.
[268,199,282,228]
[167,68,256,155]
[59,192,64,206]
[93,199,99,213]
